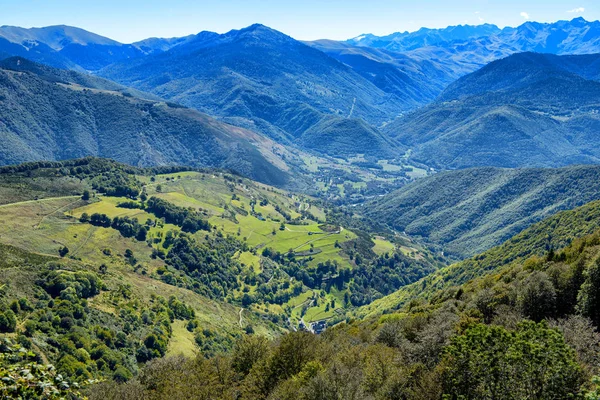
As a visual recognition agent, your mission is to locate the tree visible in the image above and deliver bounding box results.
[136,226,148,241]
[0,310,16,332]
[113,366,133,383]
[59,246,69,257]
[81,190,90,201]
[517,271,556,322]
[441,322,583,399]
[578,256,600,325]
[232,335,269,376]
[242,293,253,307]
[79,212,89,223]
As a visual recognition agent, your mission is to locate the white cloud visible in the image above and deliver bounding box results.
[567,7,585,13]
[520,12,530,19]
[474,11,484,22]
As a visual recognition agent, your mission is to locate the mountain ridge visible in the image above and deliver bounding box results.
[98,24,409,157]
[385,52,600,170]
[0,56,291,186]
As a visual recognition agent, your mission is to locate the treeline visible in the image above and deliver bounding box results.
[0,156,236,181]
[81,213,149,241]
[79,197,211,241]
[146,197,211,233]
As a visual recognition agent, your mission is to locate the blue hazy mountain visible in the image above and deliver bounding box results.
[346,23,501,51]
[348,18,600,76]
[0,25,147,71]
[99,24,406,157]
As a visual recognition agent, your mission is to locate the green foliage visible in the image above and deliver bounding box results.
[577,256,600,325]
[0,309,16,333]
[367,165,600,258]
[0,338,85,399]
[146,197,210,233]
[359,200,600,317]
[441,322,583,399]
[165,235,242,299]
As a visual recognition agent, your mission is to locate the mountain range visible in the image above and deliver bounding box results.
[3,14,600,398]
[384,52,600,169]
[97,24,410,157]
[348,17,600,73]
[0,18,598,162]
[0,57,290,185]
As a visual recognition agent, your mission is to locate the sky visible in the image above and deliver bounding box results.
[1,0,598,43]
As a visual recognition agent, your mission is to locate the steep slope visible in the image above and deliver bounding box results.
[385,52,600,169]
[99,24,407,157]
[307,40,456,106]
[358,199,600,317]
[0,57,290,186]
[365,165,600,258]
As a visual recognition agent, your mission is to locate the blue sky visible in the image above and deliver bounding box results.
[1,0,598,43]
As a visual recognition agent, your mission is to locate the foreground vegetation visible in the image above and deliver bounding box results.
[89,201,600,399]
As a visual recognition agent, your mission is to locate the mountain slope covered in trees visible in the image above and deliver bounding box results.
[359,199,600,317]
[0,57,292,186]
[365,165,600,258]
[98,24,412,157]
[87,198,600,399]
[384,52,600,169]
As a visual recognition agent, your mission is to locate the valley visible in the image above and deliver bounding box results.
[2,8,600,399]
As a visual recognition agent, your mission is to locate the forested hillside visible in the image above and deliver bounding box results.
[0,57,291,186]
[359,199,600,317]
[366,165,600,258]
[3,12,600,400]
[0,158,443,397]
[385,52,600,169]
[85,198,600,399]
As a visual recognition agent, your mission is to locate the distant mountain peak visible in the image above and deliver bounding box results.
[0,24,121,50]
[228,23,293,43]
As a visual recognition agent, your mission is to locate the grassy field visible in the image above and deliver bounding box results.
[0,190,280,344]
[167,320,199,357]
[0,169,365,334]
[372,237,396,255]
